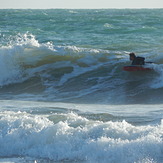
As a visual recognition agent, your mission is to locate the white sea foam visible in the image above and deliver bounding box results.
[0,108,162,163]
[0,34,40,86]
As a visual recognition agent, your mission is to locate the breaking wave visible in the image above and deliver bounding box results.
[0,109,162,163]
[0,33,163,104]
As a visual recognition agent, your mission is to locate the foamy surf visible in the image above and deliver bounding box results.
[0,100,162,163]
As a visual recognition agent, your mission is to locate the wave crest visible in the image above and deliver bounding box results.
[1,33,163,104]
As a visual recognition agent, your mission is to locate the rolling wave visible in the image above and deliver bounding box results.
[0,33,163,104]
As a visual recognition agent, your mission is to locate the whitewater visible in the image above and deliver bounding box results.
[0,9,162,163]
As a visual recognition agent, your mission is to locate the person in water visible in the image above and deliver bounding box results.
[129,52,145,65]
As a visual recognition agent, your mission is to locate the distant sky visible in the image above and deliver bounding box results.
[0,0,163,9]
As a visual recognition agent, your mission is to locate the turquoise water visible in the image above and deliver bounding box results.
[1,9,163,50]
[0,9,162,163]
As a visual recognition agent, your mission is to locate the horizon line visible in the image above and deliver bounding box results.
[0,7,163,10]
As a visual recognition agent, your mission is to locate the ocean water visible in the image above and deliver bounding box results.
[0,9,162,163]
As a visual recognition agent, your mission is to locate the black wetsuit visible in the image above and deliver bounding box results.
[132,57,145,65]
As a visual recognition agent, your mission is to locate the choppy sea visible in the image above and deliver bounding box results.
[0,9,162,163]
